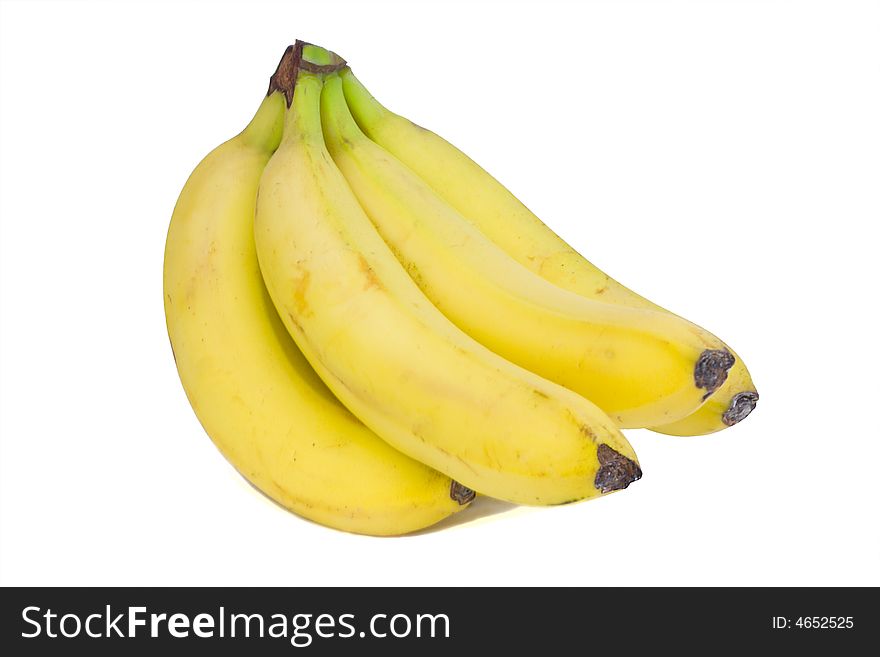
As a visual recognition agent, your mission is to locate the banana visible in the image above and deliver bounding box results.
[322,72,733,429]
[340,70,758,435]
[651,363,758,436]
[253,48,642,506]
[163,46,472,536]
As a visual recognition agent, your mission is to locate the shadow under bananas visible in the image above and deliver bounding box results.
[238,472,518,537]
[409,496,519,536]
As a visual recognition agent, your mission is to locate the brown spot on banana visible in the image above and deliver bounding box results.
[286,311,304,335]
[579,424,598,442]
[357,254,383,290]
[292,269,311,315]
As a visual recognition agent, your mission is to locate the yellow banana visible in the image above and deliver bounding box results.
[163,46,471,536]
[340,70,758,436]
[322,72,733,429]
[651,365,758,436]
[253,52,642,506]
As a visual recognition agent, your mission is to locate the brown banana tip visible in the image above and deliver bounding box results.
[594,444,642,494]
[450,481,476,505]
[695,349,736,397]
[722,391,759,426]
[267,44,298,106]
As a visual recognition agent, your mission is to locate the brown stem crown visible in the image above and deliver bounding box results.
[267,40,347,107]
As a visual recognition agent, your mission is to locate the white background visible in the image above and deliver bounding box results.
[1,0,878,586]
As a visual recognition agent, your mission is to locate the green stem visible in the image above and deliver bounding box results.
[299,40,347,75]
[285,70,324,144]
[241,92,286,152]
[321,73,367,150]
[340,69,390,133]
[302,43,332,66]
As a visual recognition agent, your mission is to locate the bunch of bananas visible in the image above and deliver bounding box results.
[164,42,758,536]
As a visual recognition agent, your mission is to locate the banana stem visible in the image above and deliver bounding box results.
[340,70,389,131]
[321,73,365,148]
[301,42,346,71]
[240,93,286,152]
[267,40,347,108]
[285,68,324,144]
[267,44,298,106]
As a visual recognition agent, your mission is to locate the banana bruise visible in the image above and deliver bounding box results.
[340,70,758,436]
[254,55,642,506]
[163,46,472,536]
[322,72,733,429]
